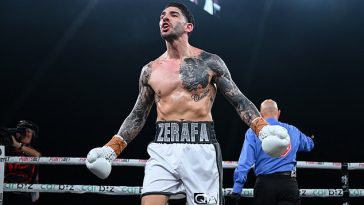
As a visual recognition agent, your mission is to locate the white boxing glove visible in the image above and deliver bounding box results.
[86,146,117,179]
[258,125,290,157]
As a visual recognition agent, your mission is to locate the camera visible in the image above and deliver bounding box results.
[0,120,39,147]
[0,127,26,147]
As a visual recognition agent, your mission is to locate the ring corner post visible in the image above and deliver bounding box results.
[0,145,6,205]
[341,162,350,205]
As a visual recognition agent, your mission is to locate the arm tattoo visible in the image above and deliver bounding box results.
[205,52,261,126]
[180,58,210,101]
[117,64,155,143]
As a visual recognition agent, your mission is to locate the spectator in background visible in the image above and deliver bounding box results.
[4,120,41,204]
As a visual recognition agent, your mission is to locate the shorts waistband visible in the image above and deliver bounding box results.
[154,121,217,144]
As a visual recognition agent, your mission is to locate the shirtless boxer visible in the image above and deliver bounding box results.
[86,2,290,205]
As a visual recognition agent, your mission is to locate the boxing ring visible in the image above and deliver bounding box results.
[0,145,363,205]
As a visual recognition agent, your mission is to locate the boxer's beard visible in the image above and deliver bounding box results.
[161,23,184,42]
[161,32,178,42]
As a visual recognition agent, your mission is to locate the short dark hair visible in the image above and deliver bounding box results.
[165,2,195,26]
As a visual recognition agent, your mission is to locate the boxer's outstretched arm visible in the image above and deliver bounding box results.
[117,64,155,143]
[207,54,260,127]
[208,54,290,157]
[86,64,154,179]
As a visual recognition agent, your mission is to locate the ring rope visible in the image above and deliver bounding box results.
[3,183,364,197]
[1,154,364,200]
[3,156,364,170]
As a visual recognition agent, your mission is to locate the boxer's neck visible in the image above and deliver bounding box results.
[165,37,193,59]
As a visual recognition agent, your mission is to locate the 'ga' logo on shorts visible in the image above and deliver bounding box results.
[194,193,218,204]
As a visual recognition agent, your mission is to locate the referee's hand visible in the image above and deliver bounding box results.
[230,192,241,205]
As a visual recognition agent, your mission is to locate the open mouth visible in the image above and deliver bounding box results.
[161,22,170,32]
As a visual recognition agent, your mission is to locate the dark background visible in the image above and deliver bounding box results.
[0,0,363,204]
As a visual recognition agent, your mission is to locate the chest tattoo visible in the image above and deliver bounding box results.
[191,88,210,102]
[180,58,210,101]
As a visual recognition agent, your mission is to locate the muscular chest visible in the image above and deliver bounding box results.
[150,58,212,96]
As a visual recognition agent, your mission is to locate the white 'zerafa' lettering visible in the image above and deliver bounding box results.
[157,123,164,141]
[180,123,190,142]
[191,123,198,142]
[156,122,211,143]
[171,123,179,142]
[164,123,171,142]
[200,123,209,142]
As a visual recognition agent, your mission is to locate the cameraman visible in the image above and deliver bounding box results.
[4,120,41,204]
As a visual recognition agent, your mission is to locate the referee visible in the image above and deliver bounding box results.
[232,99,314,205]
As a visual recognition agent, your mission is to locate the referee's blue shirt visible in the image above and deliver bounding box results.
[232,118,314,194]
